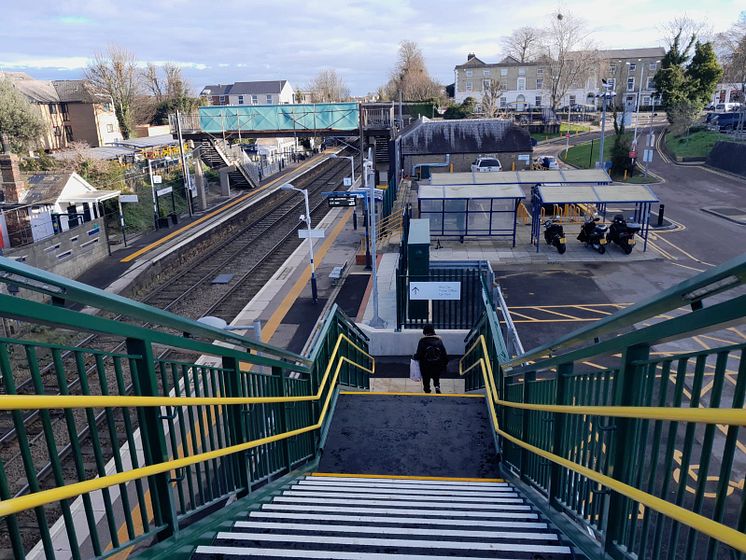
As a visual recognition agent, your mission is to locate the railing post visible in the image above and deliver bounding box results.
[272,366,292,472]
[604,342,650,558]
[223,356,249,498]
[125,337,178,541]
[549,361,573,509]
[520,370,536,482]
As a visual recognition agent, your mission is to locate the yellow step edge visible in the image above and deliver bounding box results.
[311,472,504,483]
[340,391,484,398]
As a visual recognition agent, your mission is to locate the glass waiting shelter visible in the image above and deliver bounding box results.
[530,183,659,252]
[418,184,524,246]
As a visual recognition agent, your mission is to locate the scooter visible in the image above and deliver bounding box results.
[543,219,566,254]
[577,216,608,254]
[607,214,642,254]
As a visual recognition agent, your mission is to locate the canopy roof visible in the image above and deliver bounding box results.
[429,169,612,186]
[418,184,524,200]
[57,190,121,204]
[536,184,659,204]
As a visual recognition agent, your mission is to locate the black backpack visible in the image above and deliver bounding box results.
[423,343,443,364]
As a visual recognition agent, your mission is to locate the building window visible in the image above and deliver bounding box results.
[535,96,542,107]
[627,77,635,91]
[106,124,114,133]
[628,63,636,73]
[569,95,576,105]
[64,125,73,142]
[49,103,57,114]
[465,69,473,77]
[607,78,616,89]
[482,79,491,90]
[517,77,526,91]
[238,95,244,104]
[500,96,507,107]
[219,95,227,104]
[252,95,258,104]
[60,103,69,120]
[643,95,651,105]
[536,78,543,89]
[266,94,272,104]
[466,81,473,91]
[646,77,655,90]
[483,69,491,76]
[648,62,657,71]
[500,68,508,77]
[103,102,113,112]
[537,68,544,77]
[518,67,526,76]
[609,64,617,74]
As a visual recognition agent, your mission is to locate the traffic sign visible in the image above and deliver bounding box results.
[629,151,637,159]
[328,196,357,207]
[409,281,461,301]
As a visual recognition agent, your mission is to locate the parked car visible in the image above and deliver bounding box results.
[534,156,560,170]
[471,157,502,172]
[715,103,743,112]
[711,112,744,131]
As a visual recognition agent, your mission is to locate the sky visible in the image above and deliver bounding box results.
[1,0,743,95]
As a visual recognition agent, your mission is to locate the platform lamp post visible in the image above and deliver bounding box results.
[280,183,318,303]
[329,154,355,184]
[595,80,616,169]
[365,150,385,328]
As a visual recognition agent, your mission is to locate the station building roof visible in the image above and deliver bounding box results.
[429,169,612,185]
[536,184,659,204]
[419,184,524,200]
[399,118,533,155]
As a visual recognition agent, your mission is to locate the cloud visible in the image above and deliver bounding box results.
[0,56,90,70]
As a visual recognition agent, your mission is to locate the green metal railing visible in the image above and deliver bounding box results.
[461,253,746,559]
[0,257,373,559]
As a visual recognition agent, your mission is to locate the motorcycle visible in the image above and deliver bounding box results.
[543,219,566,254]
[577,216,608,254]
[607,214,641,255]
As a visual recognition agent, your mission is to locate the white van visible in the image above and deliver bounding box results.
[715,103,742,112]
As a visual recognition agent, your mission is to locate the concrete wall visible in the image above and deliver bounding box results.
[2,218,108,279]
[403,152,531,175]
[357,324,468,357]
[707,141,746,177]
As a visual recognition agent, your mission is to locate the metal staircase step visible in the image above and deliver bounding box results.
[261,503,538,518]
[194,548,560,559]
[210,532,572,556]
[294,481,515,493]
[232,521,559,542]
[301,476,507,487]
[247,511,548,529]
[272,496,527,508]
[281,489,521,501]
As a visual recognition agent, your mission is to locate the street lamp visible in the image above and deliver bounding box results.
[329,154,355,184]
[595,80,616,169]
[280,183,318,303]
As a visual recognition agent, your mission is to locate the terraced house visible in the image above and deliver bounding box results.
[453,47,665,111]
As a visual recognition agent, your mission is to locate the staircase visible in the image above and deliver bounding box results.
[198,139,258,189]
[193,474,573,559]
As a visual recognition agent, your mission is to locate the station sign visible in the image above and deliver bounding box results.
[328,196,357,207]
[119,194,139,203]
[156,186,173,197]
[298,229,326,239]
[409,281,461,301]
[343,177,353,187]
[153,175,163,184]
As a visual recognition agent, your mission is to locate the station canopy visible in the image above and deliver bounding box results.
[428,169,612,186]
[57,190,122,205]
[418,184,524,200]
[536,184,659,204]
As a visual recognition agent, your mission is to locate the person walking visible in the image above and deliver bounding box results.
[413,324,448,394]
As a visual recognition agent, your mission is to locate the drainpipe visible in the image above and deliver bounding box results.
[411,154,450,178]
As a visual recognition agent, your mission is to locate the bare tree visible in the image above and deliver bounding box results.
[384,41,443,102]
[86,46,140,139]
[142,63,191,103]
[660,16,712,55]
[501,27,542,63]
[539,12,598,111]
[480,80,504,117]
[718,16,746,100]
[307,69,350,102]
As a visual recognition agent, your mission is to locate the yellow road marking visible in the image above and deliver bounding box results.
[507,310,542,322]
[512,318,600,323]
[508,303,632,309]
[119,155,328,263]
[652,232,715,267]
[700,334,741,346]
[311,473,504,483]
[693,336,711,351]
[582,361,609,370]
[670,262,706,273]
[532,307,592,321]
[574,305,613,316]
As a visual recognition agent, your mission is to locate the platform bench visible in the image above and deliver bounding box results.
[329,264,346,286]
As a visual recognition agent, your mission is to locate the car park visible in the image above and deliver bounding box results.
[471,157,502,172]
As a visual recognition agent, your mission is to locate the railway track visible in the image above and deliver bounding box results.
[0,153,356,554]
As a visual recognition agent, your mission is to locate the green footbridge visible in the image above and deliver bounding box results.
[1,254,746,559]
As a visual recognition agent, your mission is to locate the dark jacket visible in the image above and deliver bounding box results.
[414,335,449,375]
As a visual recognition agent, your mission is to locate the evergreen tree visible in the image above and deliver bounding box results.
[0,78,44,153]
[654,29,695,113]
[686,42,723,105]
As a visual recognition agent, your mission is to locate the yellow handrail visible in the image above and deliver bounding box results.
[0,334,374,517]
[459,334,746,554]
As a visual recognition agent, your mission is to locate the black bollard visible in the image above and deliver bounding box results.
[353,211,358,230]
[657,204,665,227]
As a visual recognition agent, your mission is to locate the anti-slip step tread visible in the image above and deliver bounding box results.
[281,490,521,502]
[194,546,570,559]
[303,476,508,487]
[289,484,516,497]
[272,496,529,509]
[261,504,538,518]
[212,532,572,555]
[247,511,548,529]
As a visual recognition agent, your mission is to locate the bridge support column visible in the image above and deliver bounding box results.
[219,168,231,197]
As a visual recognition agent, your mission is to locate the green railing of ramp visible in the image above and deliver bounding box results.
[198,103,359,134]
[0,257,373,559]
[460,253,746,559]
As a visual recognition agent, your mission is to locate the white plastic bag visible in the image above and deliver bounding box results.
[409,359,422,382]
